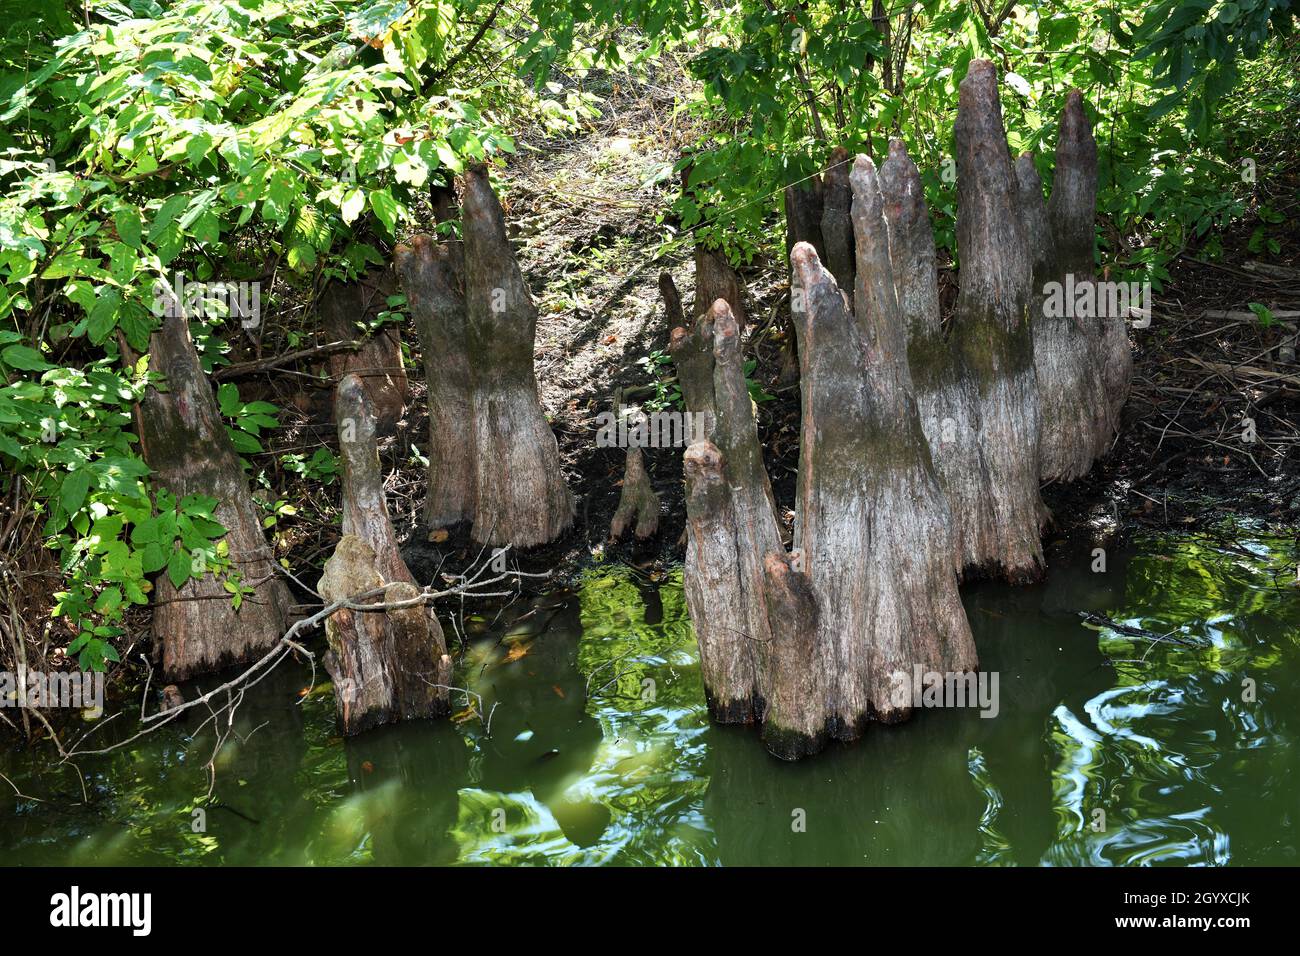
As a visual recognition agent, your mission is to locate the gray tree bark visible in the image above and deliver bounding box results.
[318,536,451,735]
[336,372,413,586]
[1047,90,1132,431]
[319,377,450,734]
[319,266,407,434]
[396,165,574,548]
[393,235,474,530]
[948,59,1046,582]
[137,311,293,680]
[880,138,997,576]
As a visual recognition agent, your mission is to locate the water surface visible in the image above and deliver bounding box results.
[3,527,1298,865]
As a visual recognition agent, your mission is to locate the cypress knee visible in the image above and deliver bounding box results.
[1048,90,1132,431]
[609,446,660,542]
[394,235,474,531]
[137,310,292,680]
[879,139,997,575]
[319,266,407,433]
[397,165,574,548]
[819,146,855,292]
[317,536,451,735]
[1018,147,1110,482]
[335,372,413,586]
[949,59,1045,582]
[460,164,574,547]
[795,158,975,733]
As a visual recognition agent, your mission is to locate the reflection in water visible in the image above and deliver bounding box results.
[2,526,1298,865]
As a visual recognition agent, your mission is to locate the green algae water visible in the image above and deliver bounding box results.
[3,525,1299,866]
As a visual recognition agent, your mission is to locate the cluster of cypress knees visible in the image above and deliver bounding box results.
[138,60,1130,758]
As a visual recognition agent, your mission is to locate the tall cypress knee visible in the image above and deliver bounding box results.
[397,166,573,548]
[796,158,975,732]
[1019,145,1110,482]
[394,236,474,530]
[950,59,1045,582]
[336,372,413,586]
[880,138,996,575]
[321,378,450,734]
[1049,90,1132,430]
[460,164,574,547]
[137,312,292,680]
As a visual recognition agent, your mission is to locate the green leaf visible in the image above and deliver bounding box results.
[115,207,143,248]
[368,189,399,236]
[61,470,91,516]
[87,289,123,345]
[167,547,192,589]
[340,187,365,225]
[1,344,49,370]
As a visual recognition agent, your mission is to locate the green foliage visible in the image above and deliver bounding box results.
[575,1,1296,285]
[635,349,681,412]
[282,447,341,485]
[0,0,600,671]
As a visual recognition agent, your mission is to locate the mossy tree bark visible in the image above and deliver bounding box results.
[319,265,407,434]
[948,59,1046,582]
[679,63,1132,760]
[396,165,574,548]
[137,312,292,680]
[683,228,977,759]
[1047,90,1132,435]
[880,138,997,576]
[336,372,413,586]
[319,378,450,735]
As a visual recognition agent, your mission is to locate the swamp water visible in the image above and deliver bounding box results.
[3,526,1299,866]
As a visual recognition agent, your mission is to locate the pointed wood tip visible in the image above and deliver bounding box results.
[960,58,997,99]
[849,154,884,219]
[789,239,827,280]
[824,145,851,185]
[1014,153,1041,188]
[1058,89,1094,146]
[879,140,922,207]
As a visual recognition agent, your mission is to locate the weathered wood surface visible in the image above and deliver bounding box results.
[678,61,1139,760]
[396,165,573,548]
[394,235,474,530]
[1049,90,1132,430]
[949,59,1046,582]
[609,445,660,542]
[319,265,407,433]
[880,138,996,576]
[318,536,451,735]
[137,310,292,680]
[320,377,450,734]
[335,372,414,585]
